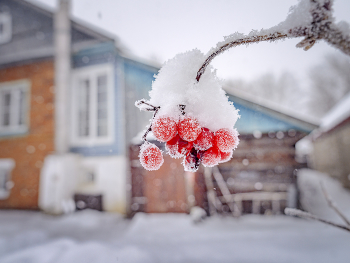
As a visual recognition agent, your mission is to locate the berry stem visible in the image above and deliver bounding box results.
[136,101,160,142]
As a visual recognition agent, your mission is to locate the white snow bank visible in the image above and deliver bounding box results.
[298,168,350,224]
[1,208,350,263]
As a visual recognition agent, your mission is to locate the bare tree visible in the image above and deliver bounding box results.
[308,54,350,117]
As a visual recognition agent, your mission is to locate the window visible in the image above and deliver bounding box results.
[71,64,114,146]
[0,80,29,136]
[0,158,15,200]
[0,13,12,44]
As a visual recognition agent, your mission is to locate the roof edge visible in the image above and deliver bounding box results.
[224,87,320,128]
[22,0,117,42]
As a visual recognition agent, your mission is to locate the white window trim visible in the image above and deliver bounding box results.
[0,12,12,45]
[70,64,115,147]
[0,80,30,136]
[0,158,15,200]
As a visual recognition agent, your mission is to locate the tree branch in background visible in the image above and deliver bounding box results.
[284,208,350,232]
[196,0,350,82]
[320,181,350,226]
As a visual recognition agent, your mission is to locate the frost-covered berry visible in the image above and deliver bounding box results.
[152,116,178,142]
[165,135,192,158]
[219,150,233,163]
[201,147,221,167]
[215,128,239,153]
[178,117,202,142]
[194,128,214,151]
[139,142,164,171]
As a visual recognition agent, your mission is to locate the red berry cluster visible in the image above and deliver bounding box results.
[139,115,239,172]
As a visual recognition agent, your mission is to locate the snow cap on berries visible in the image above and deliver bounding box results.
[139,142,164,171]
[148,49,240,131]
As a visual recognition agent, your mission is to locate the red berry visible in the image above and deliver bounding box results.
[165,135,192,158]
[215,128,239,153]
[202,147,221,167]
[139,143,164,171]
[178,117,202,142]
[194,128,214,151]
[152,116,177,142]
[219,150,233,163]
[179,140,193,155]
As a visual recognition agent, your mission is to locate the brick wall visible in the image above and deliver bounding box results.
[0,60,55,209]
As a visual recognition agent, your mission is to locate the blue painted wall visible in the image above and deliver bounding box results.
[123,58,158,146]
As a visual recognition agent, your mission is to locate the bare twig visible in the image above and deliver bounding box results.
[196,0,350,82]
[285,208,350,232]
[135,100,161,142]
[196,33,288,82]
[320,181,350,226]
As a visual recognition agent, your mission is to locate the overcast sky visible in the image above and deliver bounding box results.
[32,0,350,83]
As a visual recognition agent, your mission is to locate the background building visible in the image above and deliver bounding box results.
[0,0,158,214]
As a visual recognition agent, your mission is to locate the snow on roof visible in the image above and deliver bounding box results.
[224,86,320,127]
[321,91,350,132]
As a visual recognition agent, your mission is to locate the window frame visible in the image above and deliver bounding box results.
[70,64,115,147]
[0,12,12,45]
[0,158,15,200]
[0,80,30,136]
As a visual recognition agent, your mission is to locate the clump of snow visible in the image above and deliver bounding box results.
[147,49,240,132]
[275,0,313,32]
[337,21,350,37]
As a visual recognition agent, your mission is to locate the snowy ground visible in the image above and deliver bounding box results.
[0,169,349,263]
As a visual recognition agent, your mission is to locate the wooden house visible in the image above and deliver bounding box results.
[0,0,158,214]
[130,88,319,215]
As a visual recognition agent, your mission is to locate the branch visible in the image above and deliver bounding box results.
[135,100,160,142]
[196,33,288,82]
[285,208,350,232]
[196,0,350,82]
[320,181,350,226]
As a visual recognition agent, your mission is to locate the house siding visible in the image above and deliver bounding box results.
[0,59,55,209]
[312,120,350,189]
